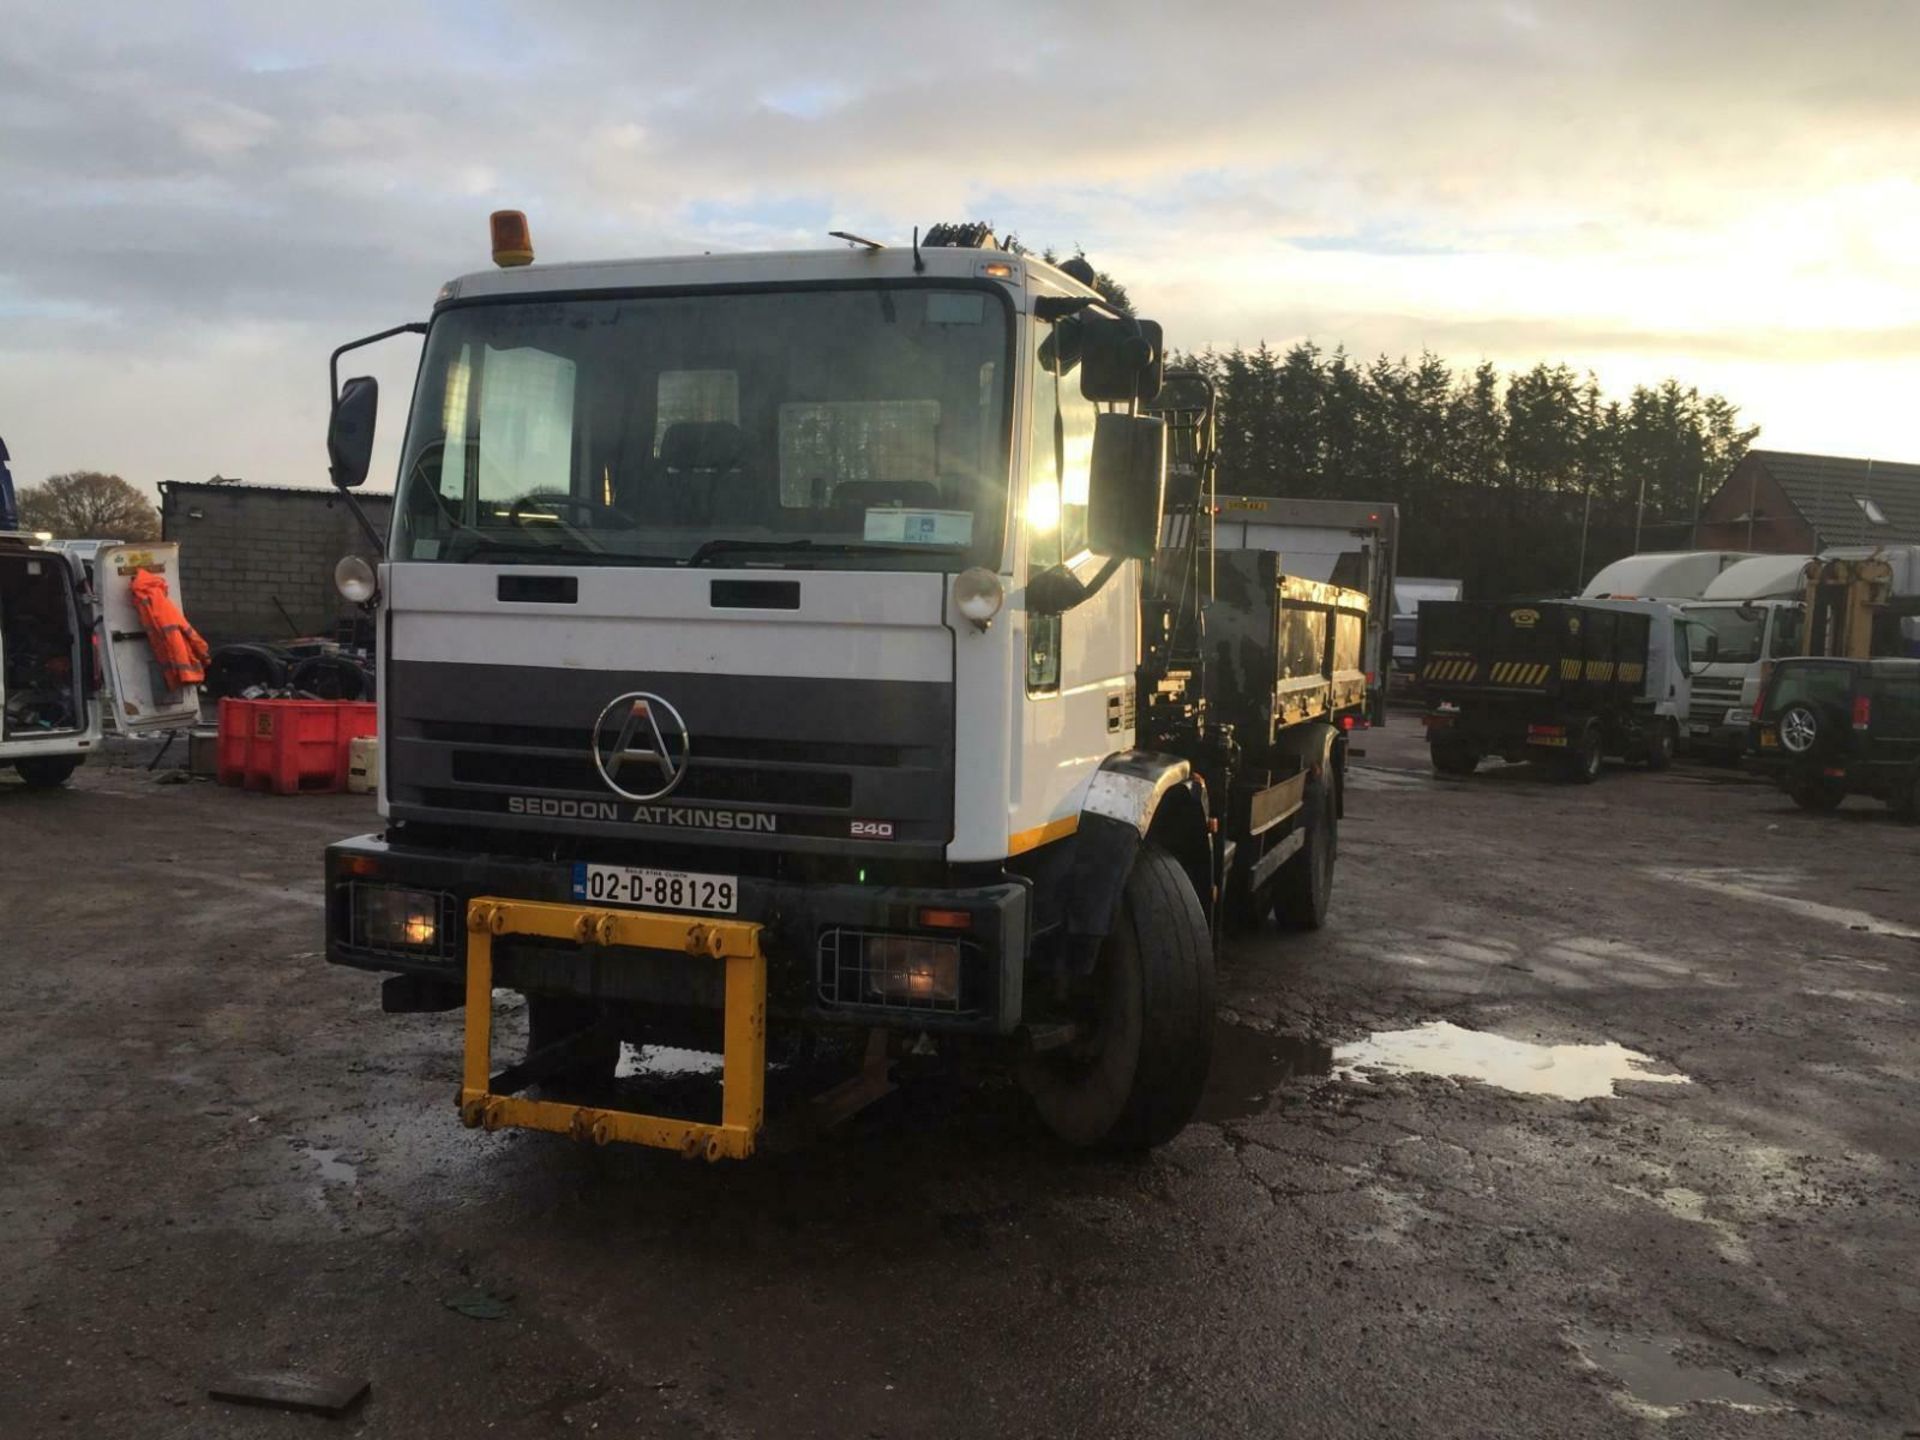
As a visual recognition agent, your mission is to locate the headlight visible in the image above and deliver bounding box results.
[954,567,1004,630]
[865,936,961,1004]
[350,884,446,955]
[335,554,378,604]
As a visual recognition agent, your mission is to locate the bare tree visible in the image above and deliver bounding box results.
[17,471,160,540]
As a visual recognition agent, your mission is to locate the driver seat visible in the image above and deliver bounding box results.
[646,422,752,525]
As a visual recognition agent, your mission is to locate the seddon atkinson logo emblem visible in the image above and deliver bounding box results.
[590,691,691,802]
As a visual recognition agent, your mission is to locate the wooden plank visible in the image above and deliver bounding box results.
[208,1371,370,1418]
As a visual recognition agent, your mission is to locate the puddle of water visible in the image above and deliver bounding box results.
[1199,1022,1333,1122]
[615,1042,723,1080]
[296,1145,358,1185]
[1572,1326,1779,1413]
[1334,1021,1689,1101]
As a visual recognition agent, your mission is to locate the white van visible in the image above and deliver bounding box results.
[1,533,200,787]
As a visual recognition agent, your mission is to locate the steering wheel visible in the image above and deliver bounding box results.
[508,493,630,529]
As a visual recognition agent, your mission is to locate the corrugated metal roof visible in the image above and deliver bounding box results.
[1753,449,1920,547]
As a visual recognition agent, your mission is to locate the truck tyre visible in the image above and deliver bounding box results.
[526,995,621,1095]
[1890,773,1920,821]
[1643,719,1677,772]
[1789,779,1845,813]
[1429,738,1480,776]
[14,756,80,788]
[1562,719,1604,784]
[1022,841,1214,1151]
[1273,777,1336,931]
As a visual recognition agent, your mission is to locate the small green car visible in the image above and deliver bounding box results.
[1749,657,1920,815]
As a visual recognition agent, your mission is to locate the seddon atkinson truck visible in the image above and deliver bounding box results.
[319,215,1369,1158]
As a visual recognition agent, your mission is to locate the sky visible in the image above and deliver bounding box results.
[4,0,1918,501]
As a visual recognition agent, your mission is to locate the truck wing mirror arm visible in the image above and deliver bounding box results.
[1028,556,1124,617]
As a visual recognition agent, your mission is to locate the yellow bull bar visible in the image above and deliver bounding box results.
[459,897,767,1161]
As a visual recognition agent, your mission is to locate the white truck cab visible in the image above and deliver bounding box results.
[1679,554,1812,759]
[1,534,197,786]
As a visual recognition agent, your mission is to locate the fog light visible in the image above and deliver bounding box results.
[865,936,961,1004]
[353,884,442,952]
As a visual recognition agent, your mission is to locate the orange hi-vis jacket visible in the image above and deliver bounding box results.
[130,568,210,690]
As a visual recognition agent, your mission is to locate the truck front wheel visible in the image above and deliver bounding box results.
[1022,842,1214,1151]
[1562,719,1604,784]
[1273,776,1336,931]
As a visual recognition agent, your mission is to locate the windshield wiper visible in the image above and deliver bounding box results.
[685,538,965,567]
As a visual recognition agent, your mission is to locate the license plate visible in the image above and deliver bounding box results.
[1758,730,1778,749]
[571,863,737,913]
[1689,724,1710,736]
[1530,735,1567,748]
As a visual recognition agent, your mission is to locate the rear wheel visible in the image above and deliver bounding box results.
[14,756,80,788]
[1890,773,1920,821]
[1562,719,1603,784]
[1273,777,1336,931]
[1789,779,1845,812]
[1022,841,1214,1150]
[1430,738,1481,776]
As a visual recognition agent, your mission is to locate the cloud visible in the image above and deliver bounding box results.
[4,0,1920,494]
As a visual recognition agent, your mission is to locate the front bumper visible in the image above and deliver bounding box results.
[324,833,1031,1035]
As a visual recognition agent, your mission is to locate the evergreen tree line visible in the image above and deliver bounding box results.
[1170,343,1759,599]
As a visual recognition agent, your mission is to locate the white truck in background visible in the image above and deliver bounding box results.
[1678,555,1813,760]
[1214,495,1397,722]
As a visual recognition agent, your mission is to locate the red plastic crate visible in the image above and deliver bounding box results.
[217,698,377,795]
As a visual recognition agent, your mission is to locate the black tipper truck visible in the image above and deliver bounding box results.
[1416,598,1689,783]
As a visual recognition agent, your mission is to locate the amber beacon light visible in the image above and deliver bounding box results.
[490,210,534,267]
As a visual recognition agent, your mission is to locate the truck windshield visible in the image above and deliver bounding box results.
[1682,604,1766,665]
[392,286,1012,569]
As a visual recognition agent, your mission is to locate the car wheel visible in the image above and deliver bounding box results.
[1430,738,1481,776]
[1022,841,1214,1151]
[14,756,81,788]
[1778,703,1820,756]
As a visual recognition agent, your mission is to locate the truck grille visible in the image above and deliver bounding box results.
[1689,677,1744,727]
[383,660,954,850]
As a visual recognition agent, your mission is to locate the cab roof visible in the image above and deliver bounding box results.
[438,244,1096,311]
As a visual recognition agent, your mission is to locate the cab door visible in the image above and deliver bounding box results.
[94,542,201,734]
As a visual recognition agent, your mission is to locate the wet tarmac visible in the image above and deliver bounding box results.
[3,727,1919,1437]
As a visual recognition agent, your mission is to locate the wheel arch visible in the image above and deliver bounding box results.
[1060,752,1213,951]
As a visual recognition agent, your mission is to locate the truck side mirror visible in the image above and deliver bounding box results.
[1078,316,1166,404]
[1703,633,1720,661]
[1087,413,1166,561]
[328,376,379,490]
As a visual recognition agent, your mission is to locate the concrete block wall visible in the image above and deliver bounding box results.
[160,483,394,645]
